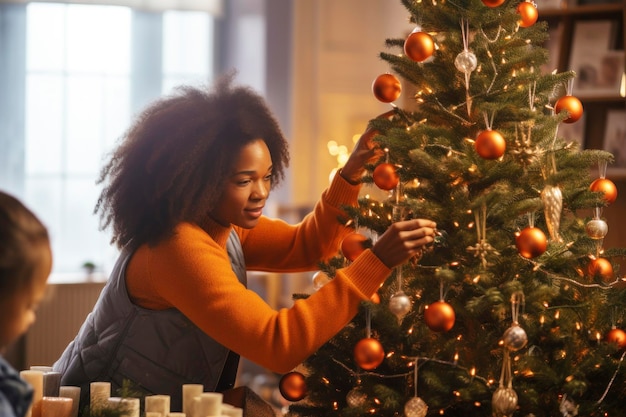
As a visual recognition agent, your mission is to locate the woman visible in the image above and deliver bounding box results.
[53,74,437,411]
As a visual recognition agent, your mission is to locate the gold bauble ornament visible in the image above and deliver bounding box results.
[517,1,538,27]
[340,233,368,262]
[373,162,400,191]
[515,227,547,258]
[482,0,505,7]
[589,177,618,204]
[475,129,506,159]
[404,30,435,62]
[279,371,307,402]
[371,73,402,103]
[555,95,583,123]
[606,328,626,349]
[587,257,613,282]
[424,300,455,332]
[353,337,385,370]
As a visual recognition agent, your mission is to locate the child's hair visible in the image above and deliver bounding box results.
[95,72,290,248]
[0,191,50,298]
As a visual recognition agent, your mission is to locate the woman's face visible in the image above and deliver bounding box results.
[210,139,273,229]
[0,242,51,350]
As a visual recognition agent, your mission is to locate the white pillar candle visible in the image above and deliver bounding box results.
[89,382,111,410]
[196,393,222,417]
[30,366,53,372]
[58,386,80,417]
[107,397,140,417]
[41,397,73,417]
[20,370,44,417]
[220,404,243,417]
[145,395,171,417]
[42,372,62,397]
[182,384,203,417]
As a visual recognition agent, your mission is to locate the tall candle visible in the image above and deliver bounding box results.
[59,386,80,417]
[182,384,203,417]
[20,370,44,417]
[107,397,140,417]
[221,403,244,417]
[221,405,243,417]
[145,395,170,416]
[42,372,62,397]
[196,393,222,417]
[41,397,73,417]
[89,382,110,410]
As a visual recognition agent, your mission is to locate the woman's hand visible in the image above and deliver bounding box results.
[340,110,395,184]
[371,219,438,268]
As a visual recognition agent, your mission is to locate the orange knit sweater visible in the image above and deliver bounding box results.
[126,174,391,373]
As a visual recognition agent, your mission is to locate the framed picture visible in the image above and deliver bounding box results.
[603,109,626,177]
[569,20,624,98]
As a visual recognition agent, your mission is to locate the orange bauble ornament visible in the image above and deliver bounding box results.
[353,337,385,370]
[370,291,381,304]
[517,1,538,27]
[515,227,547,258]
[372,73,402,103]
[341,233,368,262]
[482,0,505,7]
[475,129,506,159]
[279,371,307,402]
[589,178,618,204]
[606,328,626,349]
[404,30,435,62]
[588,257,613,282]
[555,95,583,123]
[424,300,456,332]
[373,162,400,190]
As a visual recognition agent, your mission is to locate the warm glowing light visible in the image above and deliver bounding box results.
[333,402,338,410]
[555,310,560,319]
[473,275,481,283]
[565,375,574,382]
[468,222,475,228]
[576,322,582,330]
[540,315,545,325]
[322,377,330,384]
[454,391,461,397]
[470,367,476,377]
[374,398,381,405]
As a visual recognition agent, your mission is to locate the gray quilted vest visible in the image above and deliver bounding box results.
[53,229,247,412]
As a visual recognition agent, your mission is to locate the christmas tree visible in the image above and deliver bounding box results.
[281,0,626,416]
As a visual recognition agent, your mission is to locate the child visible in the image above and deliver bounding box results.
[0,191,52,417]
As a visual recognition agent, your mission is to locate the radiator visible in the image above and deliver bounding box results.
[24,282,105,368]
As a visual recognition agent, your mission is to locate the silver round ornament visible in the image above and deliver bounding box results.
[454,50,477,74]
[503,324,528,351]
[585,218,608,240]
[404,396,428,417]
[346,387,367,408]
[311,271,331,290]
[389,290,412,320]
[492,386,518,417]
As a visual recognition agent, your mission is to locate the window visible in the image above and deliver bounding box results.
[1,2,216,280]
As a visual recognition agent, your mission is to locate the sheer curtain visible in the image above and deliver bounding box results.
[0,1,220,280]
